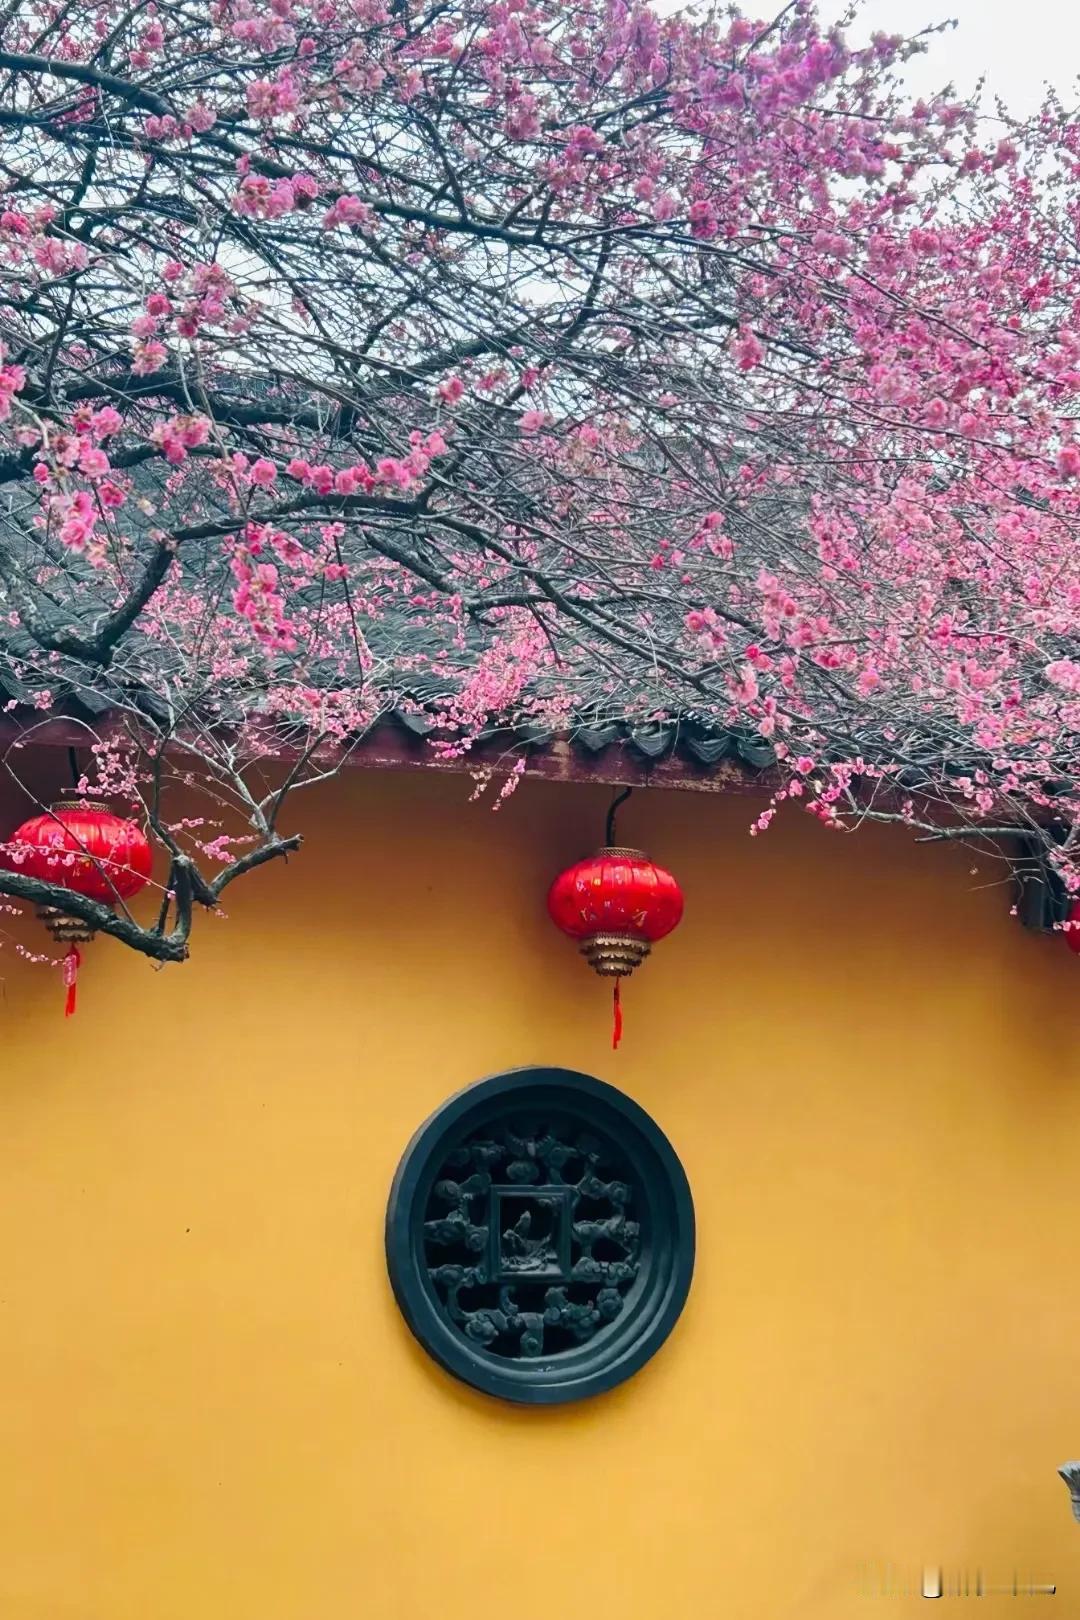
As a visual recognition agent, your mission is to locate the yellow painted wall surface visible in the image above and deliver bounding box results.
[0,762,1079,1620]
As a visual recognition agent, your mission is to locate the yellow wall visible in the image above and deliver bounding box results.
[0,763,1078,1620]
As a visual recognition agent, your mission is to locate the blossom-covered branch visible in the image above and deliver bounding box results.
[0,0,1077,953]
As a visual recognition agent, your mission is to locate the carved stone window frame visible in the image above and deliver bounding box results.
[385,1067,696,1405]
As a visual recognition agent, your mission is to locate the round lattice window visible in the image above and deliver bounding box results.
[385,1067,695,1404]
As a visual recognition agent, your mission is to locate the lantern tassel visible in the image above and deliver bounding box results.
[612,978,623,1050]
[62,945,80,1018]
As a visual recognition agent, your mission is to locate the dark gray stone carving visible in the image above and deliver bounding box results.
[386,1068,695,1404]
[424,1120,641,1357]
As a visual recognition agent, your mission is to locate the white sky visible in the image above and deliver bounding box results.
[854,0,1080,116]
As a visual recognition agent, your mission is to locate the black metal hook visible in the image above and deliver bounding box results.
[605,785,633,847]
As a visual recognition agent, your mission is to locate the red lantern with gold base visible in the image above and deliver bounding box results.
[547,842,684,1048]
[2,800,153,1014]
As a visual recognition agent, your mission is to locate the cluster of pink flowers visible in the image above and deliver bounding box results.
[234,175,302,220]
[0,204,88,279]
[0,344,25,421]
[284,458,374,496]
[151,414,212,466]
[322,194,376,231]
[246,70,301,121]
[434,613,552,754]
[230,537,298,652]
[49,489,99,556]
[131,340,168,376]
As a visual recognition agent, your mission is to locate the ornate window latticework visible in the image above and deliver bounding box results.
[386,1068,694,1404]
[425,1120,641,1358]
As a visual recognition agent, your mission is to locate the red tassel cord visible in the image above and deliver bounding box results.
[612,977,623,1050]
[62,945,80,1018]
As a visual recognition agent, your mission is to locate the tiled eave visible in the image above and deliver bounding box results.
[0,710,777,795]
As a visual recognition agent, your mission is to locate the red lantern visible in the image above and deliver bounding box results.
[3,800,153,1015]
[548,844,684,1049]
[1066,899,1080,955]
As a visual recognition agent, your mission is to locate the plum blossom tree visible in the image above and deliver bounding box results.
[0,0,1078,962]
